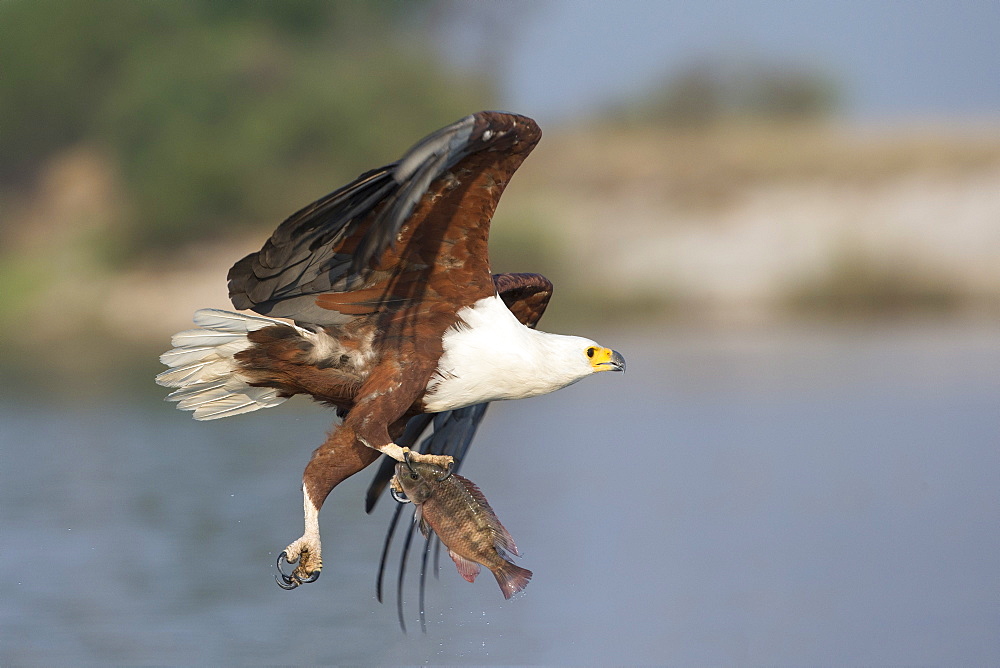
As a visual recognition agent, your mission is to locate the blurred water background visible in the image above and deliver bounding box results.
[2,1,998,664]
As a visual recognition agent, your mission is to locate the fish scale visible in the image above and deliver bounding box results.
[394,461,532,599]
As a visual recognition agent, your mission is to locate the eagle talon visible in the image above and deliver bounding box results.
[402,448,416,473]
[275,545,322,589]
[275,551,299,589]
[423,453,455,469]
[390,486,411,504]
[435,460,454,482]
[277,550,295,566]
[401,447,455,469]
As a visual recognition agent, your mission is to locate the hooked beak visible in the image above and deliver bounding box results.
[591,348,626,373]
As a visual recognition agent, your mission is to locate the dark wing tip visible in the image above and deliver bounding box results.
[227,112,541,322]
[470,111,542,158]
[351,111,542,277]
[392,111,540,184]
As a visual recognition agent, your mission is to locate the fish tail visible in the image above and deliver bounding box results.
[493,562,532,600]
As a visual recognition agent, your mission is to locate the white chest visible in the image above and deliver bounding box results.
[422,296,589,413]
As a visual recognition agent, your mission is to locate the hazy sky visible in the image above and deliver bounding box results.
[440,0,1000,124]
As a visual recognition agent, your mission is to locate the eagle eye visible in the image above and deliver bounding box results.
[586,347,596,358]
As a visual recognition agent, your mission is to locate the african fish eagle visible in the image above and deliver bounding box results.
[157,111,625,589]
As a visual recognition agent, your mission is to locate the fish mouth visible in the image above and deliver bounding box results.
[598,349,626,373]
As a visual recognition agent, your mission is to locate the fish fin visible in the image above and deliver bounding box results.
[448,550,481,583]
[412,506,433,540]
[492,561,532,600]
[453,474,520,557]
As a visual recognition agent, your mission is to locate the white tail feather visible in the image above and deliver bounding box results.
[193,308,305,334]
[159,341,253,368]
[155,359,233,388]
[170,380,238,408]
[170,329,248,347]
[193,388,284,420]
[157,309,295,420]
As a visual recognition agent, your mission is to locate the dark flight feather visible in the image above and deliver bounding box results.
[228,112,541,325]
[368,272,552,632]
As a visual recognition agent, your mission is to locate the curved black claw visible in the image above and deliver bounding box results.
[275,551,300,590]
[435,461,454,482]
[390,486,411,504]
[274,550,319,589]
[403,449,417,474]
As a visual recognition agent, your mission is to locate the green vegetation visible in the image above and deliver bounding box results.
[0,0,494,258]
[0,0,497,391]
[1,4,997,395]
[609,58,840,126]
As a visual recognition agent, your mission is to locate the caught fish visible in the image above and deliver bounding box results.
[393,458,532,599]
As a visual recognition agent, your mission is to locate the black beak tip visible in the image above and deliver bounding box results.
[611,350,626,372]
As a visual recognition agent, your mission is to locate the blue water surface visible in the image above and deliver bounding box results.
[1,321,997,664]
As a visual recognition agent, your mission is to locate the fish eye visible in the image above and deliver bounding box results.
[409,472,419,480]
[586,347,596,358]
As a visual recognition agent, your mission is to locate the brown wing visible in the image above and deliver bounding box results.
[228,112,541,325]
[493,272,553,328]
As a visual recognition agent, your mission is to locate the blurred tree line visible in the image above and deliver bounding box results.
[612,57,840,126]
[0,0,494,260]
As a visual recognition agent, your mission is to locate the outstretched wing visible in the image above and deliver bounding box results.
[228,112,541,325]
[367,272,552,632]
